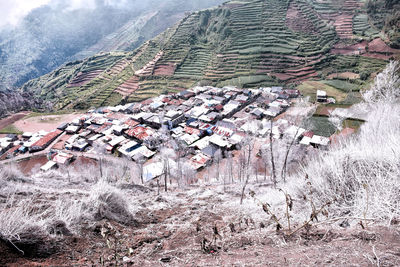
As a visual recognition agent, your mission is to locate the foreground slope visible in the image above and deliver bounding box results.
[22,0,399,110]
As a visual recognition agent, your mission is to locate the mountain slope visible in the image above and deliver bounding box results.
[0,0,225,91]
[21,0,400,110]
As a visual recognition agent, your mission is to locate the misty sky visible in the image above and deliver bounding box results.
[0,0,128,28]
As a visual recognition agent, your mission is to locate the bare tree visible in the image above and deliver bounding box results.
[170,139,186,187]
[280,102,316,182]
[260,146,269,181]
[240,135,255,204]
[182,161,196,185]
[362,61,400,103]
[213,149,223,181]
[159,147,175,192]
[269,119,277,187]
[93,142,106,180]
[133,155,146,184]
[224,151,234,188]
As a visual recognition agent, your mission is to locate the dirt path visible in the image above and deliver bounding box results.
[0,112,30,130]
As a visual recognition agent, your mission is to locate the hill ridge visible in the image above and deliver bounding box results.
[21,0,399,110]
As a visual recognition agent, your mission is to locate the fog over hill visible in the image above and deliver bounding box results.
[0,0,225,91]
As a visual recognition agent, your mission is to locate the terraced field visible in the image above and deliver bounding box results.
[21,0,399,109]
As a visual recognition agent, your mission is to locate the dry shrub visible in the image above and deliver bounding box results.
[86,181,139,226]
[294,62,400,224]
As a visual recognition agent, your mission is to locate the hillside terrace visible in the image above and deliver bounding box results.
[0,86,352,178]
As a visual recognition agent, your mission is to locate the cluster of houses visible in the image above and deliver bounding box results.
[1,85,344,179]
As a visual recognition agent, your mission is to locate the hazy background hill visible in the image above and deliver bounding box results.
[0,0,225,91]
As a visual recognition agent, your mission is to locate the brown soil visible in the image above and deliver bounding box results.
[286,2,318,35]
[17,155,48,175]
[14,114,84,133]
[51,134,71,150]
[67,70,103,88]
[115,76,140,96]
[331,41,367,55]
[107,59,131,77]
[331,39,400,60]
[272,73,295,81]
[71,156,98,169]
[1,207,399,266]
[0,112,30,131]
[153,63,176,76]
[368,38,399,54]
[333,14,354,39]
[316,106,337,116]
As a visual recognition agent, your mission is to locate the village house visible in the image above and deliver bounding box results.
[189,152,212,170]
[310,135,330,148]
[317,90,328,102]
[57,123,69,131]
[65,125,80,134]
[283,89,301,98]
[198,112,220,124]
[131,145,156,161]
[118,140,140,158]
[178,90,195,100]
[2,84,335,180]
[299,131,314,146]
[180,133,200,146]
[29,130,63,152]
[52,152,74,165]
[201,144,219,158]
[0,145,21,160]
[124,125,155,143]
[106,135,126,153]
[164,110,185,129]
[222,100,241,118]
[40,161,58,172]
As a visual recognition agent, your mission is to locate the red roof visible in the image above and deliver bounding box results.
[32,130,62,148]
[107,112,126,120]
[184,126,201,136]
[303,131,314,138]
[124,119,140,128]
[141,99,153,105]
[213,126,232,137]
[170,99,183,106]
[125,126,154,140]
[95,123,112,133]
[191,154,210,165]
[52,153,74,165]
[198,122,212,130]
[162,97,171,103]
[189,153,211,169]
[215,104,223,111]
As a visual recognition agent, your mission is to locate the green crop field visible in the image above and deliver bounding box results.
[322,79,361,92]
[0,125,23,135]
